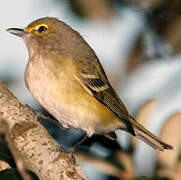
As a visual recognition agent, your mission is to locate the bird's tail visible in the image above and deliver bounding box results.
[129,116,173,151]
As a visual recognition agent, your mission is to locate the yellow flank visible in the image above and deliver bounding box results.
[46,57,122,132]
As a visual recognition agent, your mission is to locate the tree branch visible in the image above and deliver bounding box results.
[0,81,87,180]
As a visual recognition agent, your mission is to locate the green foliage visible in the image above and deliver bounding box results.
[135,176,170,180]
[0,152,15,168]
[0,169,38,180]
[0,169,22,180]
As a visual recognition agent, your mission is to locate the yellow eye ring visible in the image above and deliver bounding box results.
[37,26,47,33]
[24,23,49,34]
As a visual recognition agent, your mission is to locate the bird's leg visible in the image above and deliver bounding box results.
[24,104,65,130]
[69,134,88,152]
[25,105,88,153]
[24,104,41,118]
[24,104,49,122]
[56,134,88,154]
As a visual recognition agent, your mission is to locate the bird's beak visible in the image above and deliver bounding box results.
[7,28,27,37]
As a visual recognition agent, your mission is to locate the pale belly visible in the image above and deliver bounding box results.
[25,61,122,136]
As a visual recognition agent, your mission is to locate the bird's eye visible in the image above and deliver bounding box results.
[37,26,47,33]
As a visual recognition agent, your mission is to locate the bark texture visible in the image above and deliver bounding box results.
[0,81,87,180]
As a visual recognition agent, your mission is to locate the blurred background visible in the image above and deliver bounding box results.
[1,0,181,179]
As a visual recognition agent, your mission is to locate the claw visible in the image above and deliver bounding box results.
[55,146,76,163]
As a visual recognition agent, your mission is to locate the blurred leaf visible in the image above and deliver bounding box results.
[115,151,134,179]
[67,0,114,20]
[149,177,170,180]
[135,176,149,180]
[106,154,124,170]
[75,152,123,179]
[157,113,181,169]
[135,176,170,180]
[178,153,181,161]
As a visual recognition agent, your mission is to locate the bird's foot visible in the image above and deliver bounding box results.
[24,104,43,121]
[55,146,76,163]
[55,146,75,154]
[24,105,64,130]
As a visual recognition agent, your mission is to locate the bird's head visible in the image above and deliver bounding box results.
[7,17,91,58]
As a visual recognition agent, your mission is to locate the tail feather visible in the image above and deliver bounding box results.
[129,116,173,151]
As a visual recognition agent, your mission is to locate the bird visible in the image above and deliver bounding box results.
[7,17,173,152]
